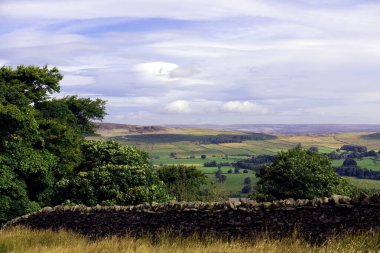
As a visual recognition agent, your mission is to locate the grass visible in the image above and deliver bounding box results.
[344,177,380,190]
[2,227,380,253]
[97,129,380,195]
[203,169,258,195]
[332,157,380,171]
[116,134,380,166]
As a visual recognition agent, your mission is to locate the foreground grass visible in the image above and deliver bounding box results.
[1,227,380,253]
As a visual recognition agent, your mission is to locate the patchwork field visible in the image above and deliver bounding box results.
[96,125,380,196]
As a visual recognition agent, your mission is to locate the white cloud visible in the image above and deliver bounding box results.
[2,1,380,124]
[133,61,213,86]
[60,75,95,86]
[221,101,268,114]
[134,61,179,81]
[170,66,196,78]
[164,100,192,113]
[103,96,158,107]
[0,0,285,21]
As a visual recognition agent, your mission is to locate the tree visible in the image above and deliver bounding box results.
[157,165,206,201]
[309,147,319,153]
[60,96,106,135]
[234,167,240,174]
[241,185,252,194]
[343,158,357,167]
[215,168,222,179]
[243,177,252,185]
[0,65,107,223]
[253,147,352,200]
[57,140,170,205]
[201,155,207,159]
[218,174,227,183]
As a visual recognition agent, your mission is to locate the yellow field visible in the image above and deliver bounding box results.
[2,227,380,253]
[96,126,244,138]
[94,127,380,164]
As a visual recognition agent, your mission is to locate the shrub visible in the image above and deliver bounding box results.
[241,185,252,194]
[243,177,252,185]
[252,146,352,200]
[56,140,170,205]
[157,165,206,201]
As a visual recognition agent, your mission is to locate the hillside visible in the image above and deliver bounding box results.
[362,132,380,140]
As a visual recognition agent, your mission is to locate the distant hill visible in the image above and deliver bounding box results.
[168,124,380,135]
[114,133,276,144]
[96,123,169,137]
[362,133,380,140]
[96,123,277,143]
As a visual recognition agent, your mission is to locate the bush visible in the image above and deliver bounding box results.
[343,158,357,167]
[56,140,170,205]
[241,185,252,194]
[252,146,352,200]
[218,174,227,183]
[57,165,169,206]
[157,165,206,201]
[243,177,252,185]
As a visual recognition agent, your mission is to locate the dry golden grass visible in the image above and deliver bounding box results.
[96,125,244,138]
[335,132,380,150]
[278,134,344,149]
[1,227,380,253]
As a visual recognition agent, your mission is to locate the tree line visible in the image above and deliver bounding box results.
[0,65,206,224]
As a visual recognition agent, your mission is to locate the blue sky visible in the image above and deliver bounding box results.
[1,0,380,125]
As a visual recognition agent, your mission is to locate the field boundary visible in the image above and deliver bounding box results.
[5,193,380,242]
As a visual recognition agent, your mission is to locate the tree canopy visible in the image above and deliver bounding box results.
[157,165,206,201]
[0,65,169,223]
[253,146,352,200]
[56,140,169,206]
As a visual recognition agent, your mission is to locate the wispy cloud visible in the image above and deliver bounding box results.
[1,0,380,124]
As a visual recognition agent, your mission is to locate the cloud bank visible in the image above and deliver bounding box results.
[1,0,380,124]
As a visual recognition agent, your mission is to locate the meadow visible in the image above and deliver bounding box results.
[1,227,380,253]
[98,128,380,196]
[332,157,380,171]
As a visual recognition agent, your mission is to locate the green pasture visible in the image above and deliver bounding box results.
[344,177,380,190]
[204,170,258,195]
[332,157,380,171]
[110,131,380,196]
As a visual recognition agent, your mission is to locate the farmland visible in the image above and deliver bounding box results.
[96,125,380,197]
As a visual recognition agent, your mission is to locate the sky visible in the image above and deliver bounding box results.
[1,0,380,125]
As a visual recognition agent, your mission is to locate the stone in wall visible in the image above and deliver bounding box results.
[4,193,380,242]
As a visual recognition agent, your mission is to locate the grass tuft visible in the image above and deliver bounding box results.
[1,227,380,253]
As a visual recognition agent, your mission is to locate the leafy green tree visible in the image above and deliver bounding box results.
[157,165,206,201]
[241,185,252,194]
[243,177,252,185]
[218,174,227,183]
[78,140,149,170]
[253,146,352,200]
[343,158,357,167]
[0,65,107,223]
[60,96,106,135]
[57,140,170,205]
[57,165,169,206]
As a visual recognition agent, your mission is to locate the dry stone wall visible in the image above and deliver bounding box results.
[5,193,380,241]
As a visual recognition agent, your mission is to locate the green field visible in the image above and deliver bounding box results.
[344,177,380,190]
[332,157,380,171]
[101,129,380,197]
